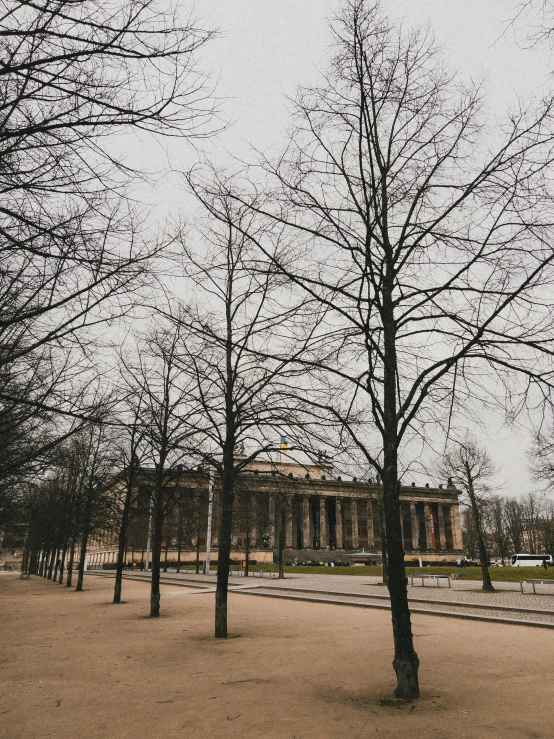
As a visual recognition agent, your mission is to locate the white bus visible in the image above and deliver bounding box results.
[511,553,553,567]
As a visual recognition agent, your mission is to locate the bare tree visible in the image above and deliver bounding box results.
[486,497,511,564]
[0,348,90,531]
[170,174,312,638]
[0,0,216,475]
[111,396,147,604]
[530,429,554,490]
[218,0,554,698]
[539,498,554,554]
[461,507,479,561]
[120,325,200,617]
[22,426,116,587]
[440,438,496,591]
[511,1,554,45]
[503,497,526,554]
[0,0,215,365]
[73,425,119,591]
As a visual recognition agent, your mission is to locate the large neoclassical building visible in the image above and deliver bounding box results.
[86,458,464,568]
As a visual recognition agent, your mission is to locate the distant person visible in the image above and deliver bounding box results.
[543,560,548,571]
[456,558,461,568]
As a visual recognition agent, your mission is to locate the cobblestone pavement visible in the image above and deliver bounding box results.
[90,570,554,626]
[249,573,554,609]
[240,589,554,625]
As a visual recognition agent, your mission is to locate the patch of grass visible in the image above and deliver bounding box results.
[168,563,553,582]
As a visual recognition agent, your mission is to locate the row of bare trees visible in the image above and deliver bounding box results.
[0,0,215,534]
[441,434,554,595]
[463,493,554,562]
[23,427,118,590]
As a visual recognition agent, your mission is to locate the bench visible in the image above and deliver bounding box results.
[3,562,20,572]
[251,570,276,578]
[520,579,554,595]
[408,574,451,588]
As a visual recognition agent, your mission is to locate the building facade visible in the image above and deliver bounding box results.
[86,459,464,568]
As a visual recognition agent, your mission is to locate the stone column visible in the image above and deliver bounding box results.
[437,505,446,551]
[424,503,433,550]
[351,499,359,549]
[268,495,275,548]
[335,498,343,549]
[285,494,293,548]
[367,500,375,550]
[410,502,419,551]
[319,497,328,548]
[451,504,463,550]
[302,496,310,550]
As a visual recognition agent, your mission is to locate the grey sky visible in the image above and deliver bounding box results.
[141,1,554,496]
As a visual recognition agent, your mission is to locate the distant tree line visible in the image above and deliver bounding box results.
[462,493,554,562]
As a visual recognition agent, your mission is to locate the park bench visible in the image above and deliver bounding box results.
[251,570,276,578]
[519,579,554,595]
[408,574,451,588]
[3,562,20,572]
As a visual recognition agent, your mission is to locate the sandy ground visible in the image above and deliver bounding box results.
[0,573,552,739]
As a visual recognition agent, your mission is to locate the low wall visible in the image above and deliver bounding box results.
[107,549,275,567]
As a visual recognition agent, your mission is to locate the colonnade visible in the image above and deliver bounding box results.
[266,494,463,552]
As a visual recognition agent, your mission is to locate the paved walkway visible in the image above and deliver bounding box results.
[88,570,554,627]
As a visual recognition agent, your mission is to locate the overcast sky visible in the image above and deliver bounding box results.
[139,1,554,497]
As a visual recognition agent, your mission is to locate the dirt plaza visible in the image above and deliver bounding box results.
[0,572,551,739]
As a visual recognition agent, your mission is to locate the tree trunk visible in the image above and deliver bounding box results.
[21,547,29,576]
[382,287,420,700]
[53,547,60,581]
[150,485,164,617]
[58,543,67,584]
[377,494,389,585]
[28,544,39,575]
[75,526,90,592]
[215,456,235,638]
[75,521,89,593]
[47,548,56,580]
[244,502,250,578]
[176,517,183,574]
[468,493,494,592]
[21,534,30,575]
[43,549,50,578]
[381,532,389,586]
[163,539,169,572]
[195,519,201,574]
[34,547,41,575]
[66,535,77,588]
[114,481,134,604]
[278,497,286,580]
[38,549,47,577]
